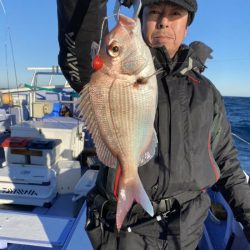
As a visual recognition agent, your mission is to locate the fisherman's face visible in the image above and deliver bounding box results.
[142,3,189,58]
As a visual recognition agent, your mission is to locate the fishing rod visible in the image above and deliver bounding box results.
[0,0,23,122]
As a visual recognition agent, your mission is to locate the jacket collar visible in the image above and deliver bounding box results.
[150,45,198,76]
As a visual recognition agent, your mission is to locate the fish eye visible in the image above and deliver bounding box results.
[107,42,120,58]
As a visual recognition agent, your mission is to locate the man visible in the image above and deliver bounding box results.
[57,0,250,249]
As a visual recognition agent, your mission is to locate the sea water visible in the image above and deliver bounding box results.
[224,96,250,174]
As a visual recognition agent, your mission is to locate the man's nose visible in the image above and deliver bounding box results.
[157,15,170,29]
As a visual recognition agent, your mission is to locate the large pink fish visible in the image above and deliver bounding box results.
[78,15,157,231]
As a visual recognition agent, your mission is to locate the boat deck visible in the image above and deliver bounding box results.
[0,194,92,250]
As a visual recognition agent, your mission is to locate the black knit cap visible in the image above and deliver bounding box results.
[121,0,198,25]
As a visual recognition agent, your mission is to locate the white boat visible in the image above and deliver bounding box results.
[0,67,97,250]
[0,68,250,249]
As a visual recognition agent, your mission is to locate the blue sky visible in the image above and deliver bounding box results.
[0,0,250,97]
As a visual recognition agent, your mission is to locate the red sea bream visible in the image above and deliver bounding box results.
[78,14,158,231]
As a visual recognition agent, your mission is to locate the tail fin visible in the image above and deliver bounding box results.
[116,174,154,231]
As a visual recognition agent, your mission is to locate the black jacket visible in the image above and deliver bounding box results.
[57,0,250,248]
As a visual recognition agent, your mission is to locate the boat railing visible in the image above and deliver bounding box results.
[25,67,77,118]
[0,66,70,94]
[0,66,78,119]
[28,66,69,87]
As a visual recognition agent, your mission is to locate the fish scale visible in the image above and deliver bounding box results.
[109,81,152,160]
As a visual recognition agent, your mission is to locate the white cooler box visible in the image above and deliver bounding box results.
[0,166,57,206]
[0,164,53,184]
[53,160,81,194]
[11,118,84,161]
[27,138,61,166]
[0,137,32,164]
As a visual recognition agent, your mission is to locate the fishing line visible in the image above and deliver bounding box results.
[232,133,250,147]
[0,0,6,14]
[97,12,146,58]
[97,13,119,55]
